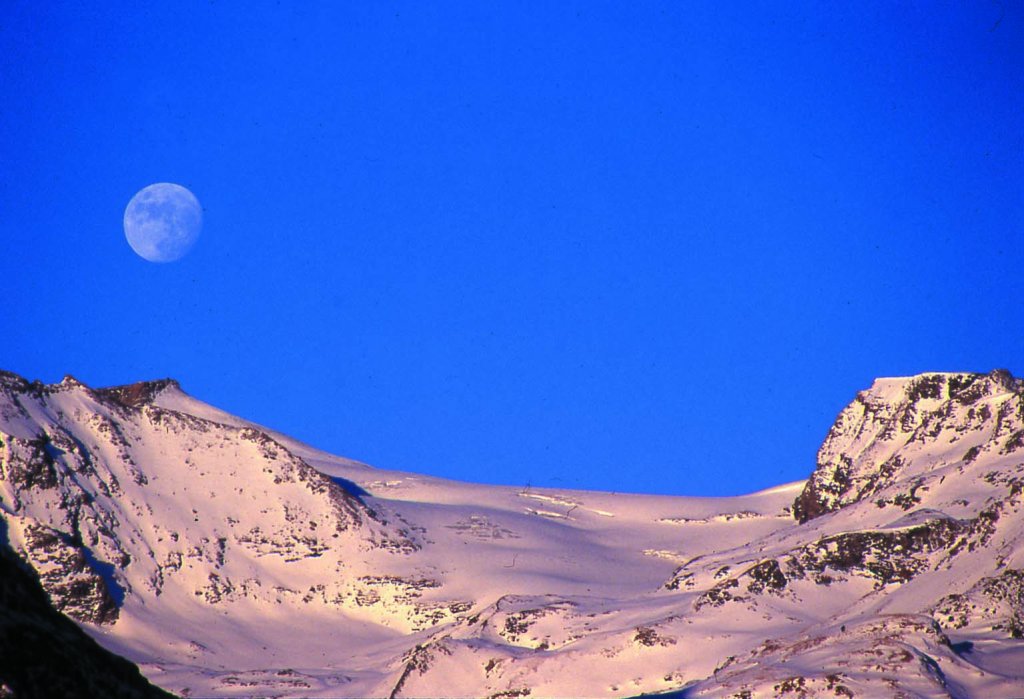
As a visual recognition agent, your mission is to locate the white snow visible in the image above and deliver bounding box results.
[0,370,1022,697]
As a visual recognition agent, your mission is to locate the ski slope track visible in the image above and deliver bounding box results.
[1,368,1023,698]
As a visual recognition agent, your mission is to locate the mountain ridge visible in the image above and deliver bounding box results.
[1,368,1022,697]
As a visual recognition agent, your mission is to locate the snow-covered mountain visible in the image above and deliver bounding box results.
[1,368,1022,697]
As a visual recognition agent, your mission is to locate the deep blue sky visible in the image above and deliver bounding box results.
[3,3,1022,496]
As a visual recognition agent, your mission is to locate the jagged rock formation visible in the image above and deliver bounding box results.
[793,369,1024,523]
[1,369,1023,697]
[19,522,120,624]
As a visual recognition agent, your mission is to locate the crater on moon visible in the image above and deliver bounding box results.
[123,182,202,262]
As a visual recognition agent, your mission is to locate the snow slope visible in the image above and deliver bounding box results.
[1,369,1022,697]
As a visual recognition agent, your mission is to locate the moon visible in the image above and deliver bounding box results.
[123,183,202,262]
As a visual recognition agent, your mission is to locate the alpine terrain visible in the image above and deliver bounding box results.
[1,368,1023,697]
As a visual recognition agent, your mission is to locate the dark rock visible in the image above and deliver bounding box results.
[20,524,120,624]
[0,371,31,393]
[746,559,788,594]
[634,626,677,647]
[0,530,172,698]
[932,568,1024,637]
[1,436,58,495]
[388,640,453,699]
[97,380,180,408]
[794,518,965,588]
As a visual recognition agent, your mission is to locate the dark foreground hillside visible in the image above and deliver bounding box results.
[0,528,174,699]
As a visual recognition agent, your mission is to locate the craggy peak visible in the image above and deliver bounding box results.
[95,378,182,408]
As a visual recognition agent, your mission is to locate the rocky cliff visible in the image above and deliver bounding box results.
[794,369,1024,523]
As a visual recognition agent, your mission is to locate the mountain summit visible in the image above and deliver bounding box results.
[794,369,1024,523]
[1,370,1022,697]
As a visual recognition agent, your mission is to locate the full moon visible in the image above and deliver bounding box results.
[123,183,202,262]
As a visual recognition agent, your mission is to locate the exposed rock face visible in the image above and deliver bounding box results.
[687,514,970,608]
[1,435,58,494]
[96,379,180,408]
[0,432,124,624]
[933,569,1024,637]
[681,615,965,699]
[0,531,172,699]
[20,523,120,624]
[793,370,1024,523]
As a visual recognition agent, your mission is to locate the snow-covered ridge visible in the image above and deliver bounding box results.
[794,369,1024,522]
[1,369,1023,697]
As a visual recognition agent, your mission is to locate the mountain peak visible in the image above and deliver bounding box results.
[0,370,31,392]
[867,369,1021,406]
[94,378,183,407]
[0,371,185,407]
[793,368,1024,523]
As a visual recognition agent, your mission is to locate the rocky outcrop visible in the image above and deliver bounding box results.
[671,511,973,601]
[793,370,1024,523]
[19,523,120,624]
[96,379,180,408]
[680,615,966,699]
[932,569,1024,637]
[0,435,58,495]
[0,533,172,698]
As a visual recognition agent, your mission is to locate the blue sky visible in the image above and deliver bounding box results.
[3,2,1022,496]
